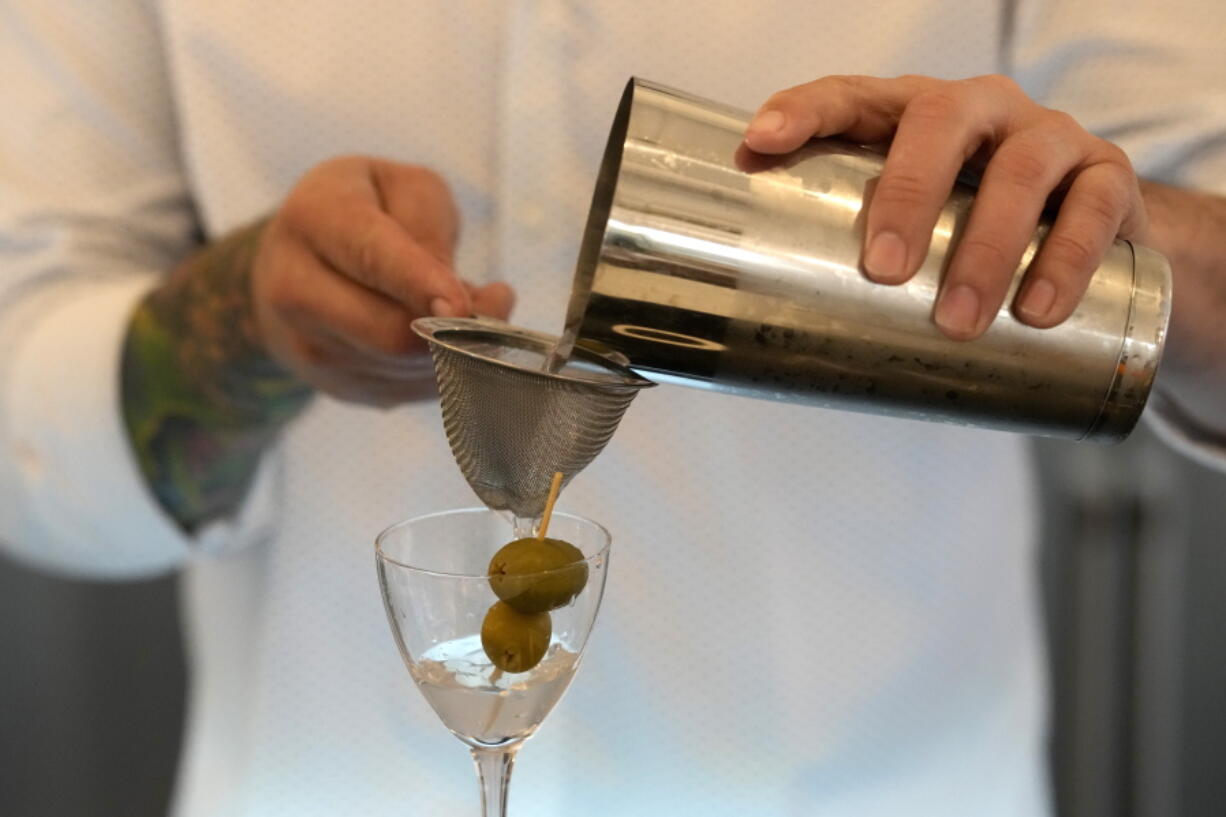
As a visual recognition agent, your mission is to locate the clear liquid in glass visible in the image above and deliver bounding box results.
[410,635,580,749]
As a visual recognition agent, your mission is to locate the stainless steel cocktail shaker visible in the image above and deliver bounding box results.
[562,78,1171,442]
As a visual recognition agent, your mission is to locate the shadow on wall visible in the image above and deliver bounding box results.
[0,556,184,817]
[1037,424,1226,817]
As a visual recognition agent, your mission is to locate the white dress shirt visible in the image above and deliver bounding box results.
[1,2,1224,815]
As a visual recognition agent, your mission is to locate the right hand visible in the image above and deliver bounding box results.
[252,156,514,406]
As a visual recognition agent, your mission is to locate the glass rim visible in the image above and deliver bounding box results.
[374,506,612,579]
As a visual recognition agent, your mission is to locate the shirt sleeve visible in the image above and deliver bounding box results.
[0,0,281,579]
[1009,0,1226,469]
[1010,0,1226,195]
[1144,392,1226,474]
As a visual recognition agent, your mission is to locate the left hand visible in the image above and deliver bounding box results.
[744,74,1151,340]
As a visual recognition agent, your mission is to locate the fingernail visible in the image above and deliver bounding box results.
[747,110,787,136]
[429,296,455,317]
[1017,278,1056,323]
[864,231,909,282]
[935,284,981,338]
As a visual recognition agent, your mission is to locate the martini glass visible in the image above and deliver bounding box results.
[376,507,611,817]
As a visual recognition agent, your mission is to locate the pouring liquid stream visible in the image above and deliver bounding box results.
[512,329,573,539]
[542,325,577,375]
[509,514,540,539]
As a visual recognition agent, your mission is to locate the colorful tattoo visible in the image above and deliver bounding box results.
[120,219,313,533]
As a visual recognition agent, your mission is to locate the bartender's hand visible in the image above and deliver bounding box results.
[744,74,1150,341]
[254,156,514,404]
[123,156,515,531]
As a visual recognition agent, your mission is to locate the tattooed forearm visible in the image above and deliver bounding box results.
[120,219,313,533]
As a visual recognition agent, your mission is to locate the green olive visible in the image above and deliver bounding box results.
[487,537,589,614]
[480,602,551,673]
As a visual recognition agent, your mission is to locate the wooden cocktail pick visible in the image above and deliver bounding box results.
[536,471,564,540]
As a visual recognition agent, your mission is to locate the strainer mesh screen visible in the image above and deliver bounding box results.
[419,319,649,519]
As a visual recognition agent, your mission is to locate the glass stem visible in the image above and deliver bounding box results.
[471,747,518,817]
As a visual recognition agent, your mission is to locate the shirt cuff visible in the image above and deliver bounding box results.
[1,276,280,579]
[1143,391,1226,474]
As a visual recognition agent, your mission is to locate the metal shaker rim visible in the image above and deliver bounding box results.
[1081,241,1173,442]
[565,77,643,342]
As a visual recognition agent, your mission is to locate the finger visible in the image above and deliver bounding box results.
[469,281,515,320]
[744,74,938,154]
[370,159,460,266]
[286,333,433,404]
[270,243,429,359]
[295,329,426,376]
[863,86,1005,284]
[285,194,470,318]
[311,366,433,408]
[1014,160,1143,328]
[310,329,436,377]
[933,127,1085,340]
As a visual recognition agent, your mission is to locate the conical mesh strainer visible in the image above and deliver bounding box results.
[413,317,654,519]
